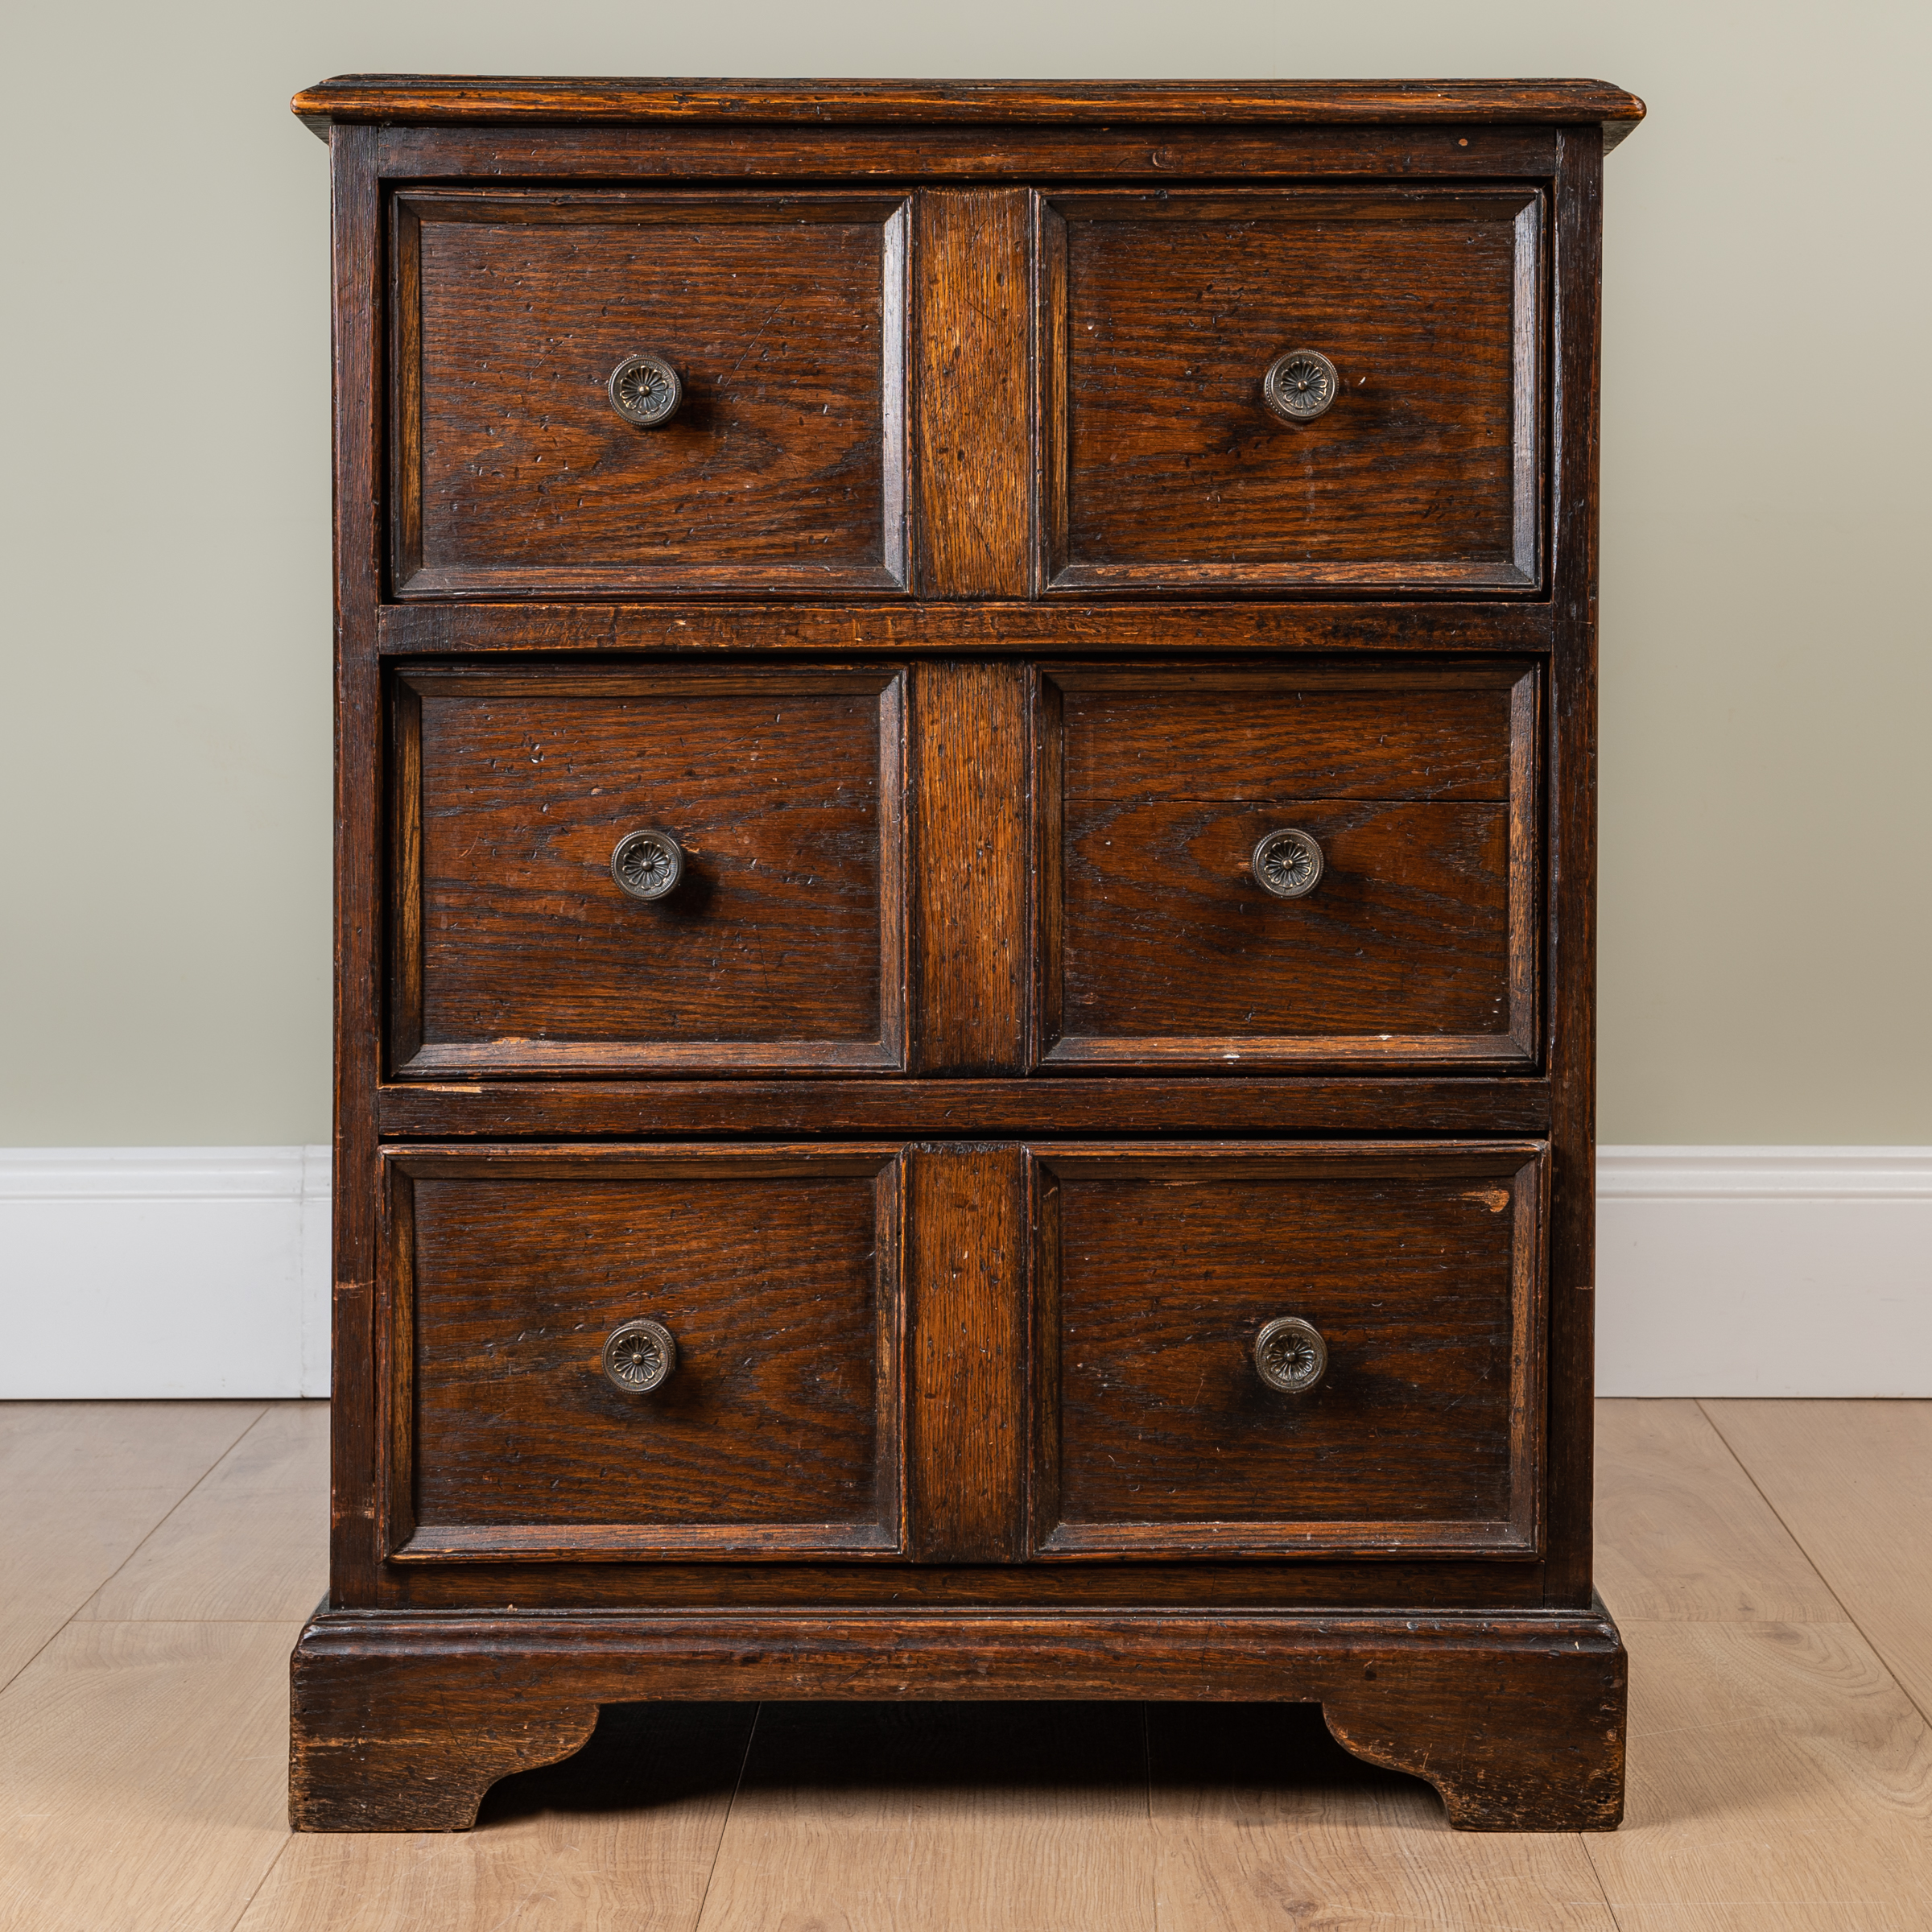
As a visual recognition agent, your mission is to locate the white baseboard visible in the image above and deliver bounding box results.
[1595,1146,1932,1397]
[0,1147,331,1398]
[2,1144,1927,1400]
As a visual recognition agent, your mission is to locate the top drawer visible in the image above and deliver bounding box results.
[391,191,910,598]
[1040,188,1543,595]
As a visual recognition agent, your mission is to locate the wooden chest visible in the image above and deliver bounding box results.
[287,75,1643,1831]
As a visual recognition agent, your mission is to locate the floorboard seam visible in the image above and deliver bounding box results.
[690,1700,762,1932]
[70,1402,272,1622]
[0,1402,269,1697]
[1695,1397,1932,1736]
[225,1829,295,1932]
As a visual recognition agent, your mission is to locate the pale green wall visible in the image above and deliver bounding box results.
[3,1,1926,1146]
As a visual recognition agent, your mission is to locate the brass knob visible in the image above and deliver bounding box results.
[1252,828,1323,898]
[611,828,685,901]
[603,1319,677,1393]
[1254,1317,1327,1394]
[608,351,683,427]
[1261,349,1340,423]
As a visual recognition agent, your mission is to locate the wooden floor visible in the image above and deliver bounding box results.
[2,1401,1929,1930]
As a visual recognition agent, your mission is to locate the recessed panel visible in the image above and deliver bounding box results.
[394,191,910,596]
[1034,1141,1546,1557]
[392,667,905,1078]
[387,1146,905,1559]
[1035,663,1539,1072]
[1042,188,1542,592]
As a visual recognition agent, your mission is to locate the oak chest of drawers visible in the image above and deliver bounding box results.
[288,75,1644,1831]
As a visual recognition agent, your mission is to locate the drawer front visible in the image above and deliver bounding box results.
[392,191,910,597]
[383,1146,905,1560]
[1040,188,1542,593]
[1033,1142,1546,1558]
[1036,663,1539,1071]
[391,667,905,1079]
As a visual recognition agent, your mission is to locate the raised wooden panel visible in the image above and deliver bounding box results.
[1039,189,1543,594]
[390,666,906,1079]
[1030,1141,1547,1558]
[910,190,1034,597]
[907,661,1030,1073]
[391,191,910,597]
[1034,662,1540,1072]
[381,1146,906,1559]
[905,1144,1030,1562]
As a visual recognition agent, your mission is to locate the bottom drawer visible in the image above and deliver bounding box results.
[375,1137,1545,1567]
[382,1145,907,1562]
[1034,1142,1547,1558]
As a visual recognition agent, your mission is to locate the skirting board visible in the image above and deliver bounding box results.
[1595,1147,1932,1397]
[0,1145,1927,1400]
[0,1148,330,1398]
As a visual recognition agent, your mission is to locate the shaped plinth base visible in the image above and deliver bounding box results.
[290,1602,1625,1831]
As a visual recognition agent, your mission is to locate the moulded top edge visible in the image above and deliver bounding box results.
[291,75,1645,147]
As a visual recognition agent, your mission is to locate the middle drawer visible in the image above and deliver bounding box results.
[388,659,1539,1080]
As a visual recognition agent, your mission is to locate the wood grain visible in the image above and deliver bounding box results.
[375,1076,1555,1141]
[395,192,910,597]
[906,1144,1028,1563]
[287,1605,1624,1830]
[1592,1400,1842,1625]
[1038,665,1538,1071]
[368,122,1572,189]
[1034,1144,1545,1556]
[0,1402,262,1690]
[908,662,1028,1073]
[1538,126,1606,1610]
[693,1702,1157,1932]
[1583,1620,1932,1923]
[912,191,1033,597]
[0,1620,295,1931]
[377,598,1561,656]
[1042,190,1541,592]
[328,121,385,1610]
[1702,1400,1932,1720]
[396,667,906,1077]
[388,1147,905,1558]
[77,1402,329,1623]
[1149,1702,1619,1928]
[291,76,1646,141]
[246,1703,754,1929]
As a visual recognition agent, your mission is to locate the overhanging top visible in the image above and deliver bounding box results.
[291,76,1645,150]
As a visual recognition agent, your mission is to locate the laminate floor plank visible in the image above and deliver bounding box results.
[235,1703,756,1932]
[81,1402,328,1622]
[1592,1399,1843,1624]
[1703,1399,1932,1724]
[0,1619,296,1932]
[1583,1619,1932,1927]
[692,1701,1156,1932]
[1146,1702,1616,1930]
[0,1402,264,1690]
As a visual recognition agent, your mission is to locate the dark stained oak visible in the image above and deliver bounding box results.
[299,78,1634,1836]
[1032,1143,1545,1558]
[377,599,1561,654]
[907,662,1029,1073]
[393,191,910,598]
[1037,663,1539,1071]
[1042,189,1542,594]
[393,666,906,1077]
[906,1145,1029,1563]
[291,75,1646,142]
[371,122,1573,189]
[288,1604,1624,1831]
[911,191,1034,598]
[382,1146,906,1560]
[372,1076,1556,1141]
